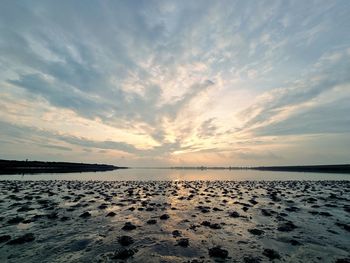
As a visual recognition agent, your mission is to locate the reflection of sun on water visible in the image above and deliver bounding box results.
[167,181,196,213]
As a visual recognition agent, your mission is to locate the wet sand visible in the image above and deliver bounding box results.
[0,180,349,262]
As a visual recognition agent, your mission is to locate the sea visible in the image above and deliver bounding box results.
[0,168,349,181]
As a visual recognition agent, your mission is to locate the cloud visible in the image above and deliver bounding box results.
[197,118,218,138]
[238,48,350,135]
[0,120,137,155]
[255,87,350,136]
[40,144,72,152]
[1,1,350,165]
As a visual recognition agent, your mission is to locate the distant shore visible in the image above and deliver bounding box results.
[0,159,127,174]
[252,164,350,174]
[167,164,350,174]
[1,159,350,175]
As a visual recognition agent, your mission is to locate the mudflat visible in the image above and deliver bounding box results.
[0,180,349,262]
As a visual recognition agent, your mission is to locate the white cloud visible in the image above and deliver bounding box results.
[0,0,349,165]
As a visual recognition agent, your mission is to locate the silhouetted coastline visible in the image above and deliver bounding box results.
[252,164,350,174]
[167,164,350,174]
[1,159,350,175]
[0,159,127,174]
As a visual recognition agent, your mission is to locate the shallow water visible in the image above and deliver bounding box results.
[0,168,349,181]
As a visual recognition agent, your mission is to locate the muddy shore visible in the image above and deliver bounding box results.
[0,180,349,262]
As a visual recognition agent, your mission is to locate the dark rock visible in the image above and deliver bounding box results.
[248,228,265,236]
[263,248,280,260]
[261,209,272,216]
[0,235,11,243]
[277,221,297,232]
[244,255,261,263]
[147,219,157,224]
[177,238,189,247]
[309,211,319,215]
[249,199,258,205]
[122,222,136,231]
[172,230,182,237]
[118,235,134,246]
[7,233,35,245]
[328,229,338,234]
[270,193,281,202]
[289,239,302,246]
[319,212,332,217]
[160,214,170,220]
[113,248,136,259]
[7,216,24,224]
[106,211,116,217]
[17,205,34,212]
[285,206,300,212]
[201,221,211,227]
[208,246,228,258]
[47,212,59,219]
[279,212,288,217]
[305,197,317,203]
[32,214,45,220]
[242,207,249,212]
[79,212,91,218]
[98,204,108,209]
[229,211,240,218]
[186,259,204,263]
[336,258,350,263]
[210,223,222,229]
[324,203,337,208]
[335,222,350,232]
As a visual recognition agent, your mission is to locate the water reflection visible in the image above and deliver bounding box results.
[0,168,349,181]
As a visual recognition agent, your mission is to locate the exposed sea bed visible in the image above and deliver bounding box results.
[0,180,349,262]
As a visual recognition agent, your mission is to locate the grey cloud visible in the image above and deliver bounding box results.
[198,118,218,138]
[8,73,112,119]
[0,121,192,158]
[0,121,137,154]
[236,151,283,161]
[60,136,140,154]
[239,54,350,134]
[255,97,350,136]
[40,144,72,151]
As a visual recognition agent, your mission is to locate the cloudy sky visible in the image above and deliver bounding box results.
[1,1,350,166]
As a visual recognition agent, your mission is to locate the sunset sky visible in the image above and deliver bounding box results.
[1,1,350,166]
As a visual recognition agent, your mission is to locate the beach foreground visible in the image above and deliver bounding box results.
[0,180,349,263]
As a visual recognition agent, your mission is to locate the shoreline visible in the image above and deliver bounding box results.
[165,164,350,174]
[0,159,127,175]
[1,159,350,175]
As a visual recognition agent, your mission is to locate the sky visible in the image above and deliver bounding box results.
[1,0,350,167]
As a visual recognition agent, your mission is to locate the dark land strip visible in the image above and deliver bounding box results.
[0,159,127,174]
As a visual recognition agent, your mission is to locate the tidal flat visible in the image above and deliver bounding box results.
[0,180,349,263]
